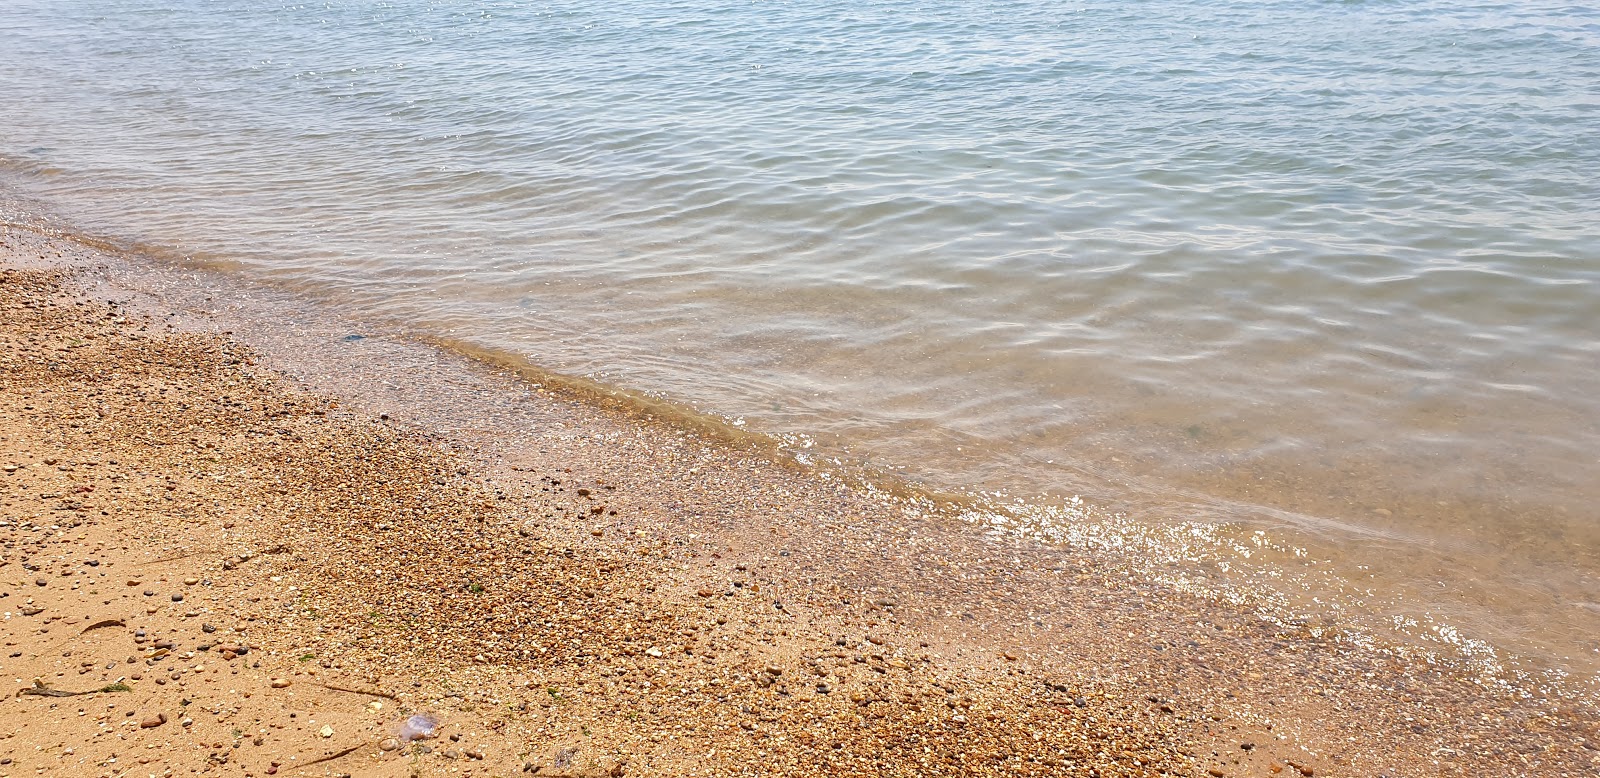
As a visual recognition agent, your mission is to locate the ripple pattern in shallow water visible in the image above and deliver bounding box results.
[2,0,1599,676]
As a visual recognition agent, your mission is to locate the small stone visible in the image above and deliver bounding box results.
[20,607,43,616]
[202,623,217,633]
[270,678,291,688]
[379,738,401,752]
[318,725,334,738]
[183,577,199,586]
[171,593,184,602]
[444,749,460,759]
[139,713,168,728]
[34,578,47,587]
[465,749,485,760]
[645,647,663,658]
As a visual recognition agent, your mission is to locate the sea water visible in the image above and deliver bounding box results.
[2,0,1597,680]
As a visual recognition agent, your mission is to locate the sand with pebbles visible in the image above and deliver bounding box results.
[2,226,1597,777]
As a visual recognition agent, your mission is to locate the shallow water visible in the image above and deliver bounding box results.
[2,0,1598,678]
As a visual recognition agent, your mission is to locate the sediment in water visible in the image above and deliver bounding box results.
[2,224,1597,776]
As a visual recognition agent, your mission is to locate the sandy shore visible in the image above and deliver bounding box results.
[2,224,1596,777]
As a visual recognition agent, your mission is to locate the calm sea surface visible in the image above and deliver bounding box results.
[2,0,1598,679]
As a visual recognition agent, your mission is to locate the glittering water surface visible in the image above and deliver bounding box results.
[2,0,1598,678]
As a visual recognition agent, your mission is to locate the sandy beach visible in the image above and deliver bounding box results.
[2,223,1596,777]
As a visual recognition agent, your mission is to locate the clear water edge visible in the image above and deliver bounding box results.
[0,210,1589,697]
[2,0,1597,687]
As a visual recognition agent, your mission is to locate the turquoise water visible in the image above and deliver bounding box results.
[2,0,1599,677]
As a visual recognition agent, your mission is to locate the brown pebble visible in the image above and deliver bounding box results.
[379,738,401,752]
[270,678,291,688]
[139,713,168,728]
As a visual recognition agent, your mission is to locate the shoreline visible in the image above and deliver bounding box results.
[3,224,1597,776]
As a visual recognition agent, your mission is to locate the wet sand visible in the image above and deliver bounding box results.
[2,224,1597,777]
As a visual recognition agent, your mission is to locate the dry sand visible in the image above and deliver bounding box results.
[2,224,1597,777]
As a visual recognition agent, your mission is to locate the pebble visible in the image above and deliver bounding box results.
[139,713,168,728]
[378,738,401,752]
[270,678,291,688]
[183,577,199,586]
[171,593,184,602]
[319,724,334,738]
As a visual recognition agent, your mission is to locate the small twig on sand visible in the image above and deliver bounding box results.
[15,680,130,698]
[80,618,126,635]
[293,743,363,770]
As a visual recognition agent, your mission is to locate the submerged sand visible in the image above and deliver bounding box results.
[2,225,1596,777]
